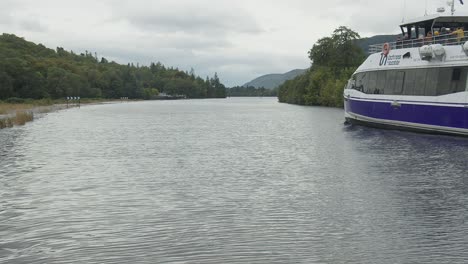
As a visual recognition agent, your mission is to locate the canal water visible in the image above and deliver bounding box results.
[1,98,467,263]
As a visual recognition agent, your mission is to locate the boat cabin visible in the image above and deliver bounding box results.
[400,15,468,39]
[368,15,468,53]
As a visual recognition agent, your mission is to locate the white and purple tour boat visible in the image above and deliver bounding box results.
[344,4,468,136]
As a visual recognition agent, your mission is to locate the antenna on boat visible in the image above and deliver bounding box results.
[402,0,406,23]
[449,0,456,15]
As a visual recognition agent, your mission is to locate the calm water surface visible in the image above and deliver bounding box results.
[1,98,467,263]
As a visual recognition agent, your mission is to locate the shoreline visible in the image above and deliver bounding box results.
[0,99,127,129]
[0,97,232,129]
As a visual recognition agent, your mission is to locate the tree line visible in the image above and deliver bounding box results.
[0,33,226,100]
[227,86,278,97]
[278,26,366,107]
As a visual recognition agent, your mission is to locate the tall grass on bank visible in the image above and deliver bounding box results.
[0,111,34,128]
[0,103,35,115]
[0,117,13,128]
[0,98,54,115]
[0,97,126,129]
[14,111,34,125]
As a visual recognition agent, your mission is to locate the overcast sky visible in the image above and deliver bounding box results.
[1,0,468,86]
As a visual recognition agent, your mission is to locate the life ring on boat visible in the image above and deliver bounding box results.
[382,43,391,55]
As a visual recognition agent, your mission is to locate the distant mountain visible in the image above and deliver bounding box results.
[243,69,307,89]
[243,34,398,89]
[356,34,400,53]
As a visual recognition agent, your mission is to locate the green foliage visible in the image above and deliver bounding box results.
[308,26,365,68]
[227,86,278,97]
[5,97,25,104]
[143,88,160,100]
[0,33,226,100]
[0,71,13,98]
[207,73,227,98]
[279,26,365,107]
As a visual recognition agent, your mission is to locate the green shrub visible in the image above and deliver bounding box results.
[5,97,25,104]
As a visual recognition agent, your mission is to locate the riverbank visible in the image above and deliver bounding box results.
[0,98,127,129]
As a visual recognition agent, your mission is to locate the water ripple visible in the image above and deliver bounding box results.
[1,98,467,263]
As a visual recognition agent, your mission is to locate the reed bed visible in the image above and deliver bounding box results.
[0,98,125,129]
[0,111,34,128]
[14,111,34,125]
[0,103,35,115]
[0,117,13,129]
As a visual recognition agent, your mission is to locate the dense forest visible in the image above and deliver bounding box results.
[0,33,226,100]
[278,26,366,107]
[227,86,278,97]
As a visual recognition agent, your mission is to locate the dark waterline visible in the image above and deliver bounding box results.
[1,98,467,263]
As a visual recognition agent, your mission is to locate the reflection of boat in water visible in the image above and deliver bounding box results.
[344,7,468,136]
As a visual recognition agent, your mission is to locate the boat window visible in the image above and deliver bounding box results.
[425,68,438,96]
[382,70,404,95]
[409,27,417,39]
[348,75,357,90]
[367,72,377,94]
[459,68,468,92]
[376,71,386,94]
[385,70,397,95]
[356,67,468,96]
[435,67,468,95]
[465,69,468,92]
[403,69,416,95]
[453,68,468,93]
[355,73,367,92]
[395,71,405,95]
[452,68,461,81]
[417,27,426,39]
[414,69,427,95]
[437,68,454,95]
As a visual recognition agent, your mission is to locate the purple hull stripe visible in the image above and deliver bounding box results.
[345,98,468,129]
[349,96,468,106]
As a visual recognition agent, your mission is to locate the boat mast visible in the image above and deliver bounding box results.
[425,0,428,16]
[402,0,406,23]
[451,0,455,15]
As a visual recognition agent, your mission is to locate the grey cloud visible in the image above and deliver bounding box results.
[6,0,452,86]
[348,13,402,36]
[0,0,18,25]
[92,0,265,73]
[150,33,232,50]
[344,0,467,36]
[0,1,47,32]
[60,34,306,87]
[95,44,308,86]
[127,11,262,35]
[109,0,263,35]
[286,0,451,36]
[0,13,12,25]
[18,18,47,32]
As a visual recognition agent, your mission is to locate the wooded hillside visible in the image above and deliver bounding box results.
[0,34,226,100]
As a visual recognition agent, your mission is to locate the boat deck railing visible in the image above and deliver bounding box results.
[368,31,468,53]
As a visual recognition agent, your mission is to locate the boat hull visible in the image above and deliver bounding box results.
[344,96,468,136]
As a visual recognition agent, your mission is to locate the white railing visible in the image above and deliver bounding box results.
[368,31,468,53]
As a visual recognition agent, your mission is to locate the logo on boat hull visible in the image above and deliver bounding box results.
[379,43,401,66]
[379,43,390,66]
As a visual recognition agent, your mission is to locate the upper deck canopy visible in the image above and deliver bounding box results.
[400,15,468,38]
[400,15,468,27]
[368,15,468,54]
